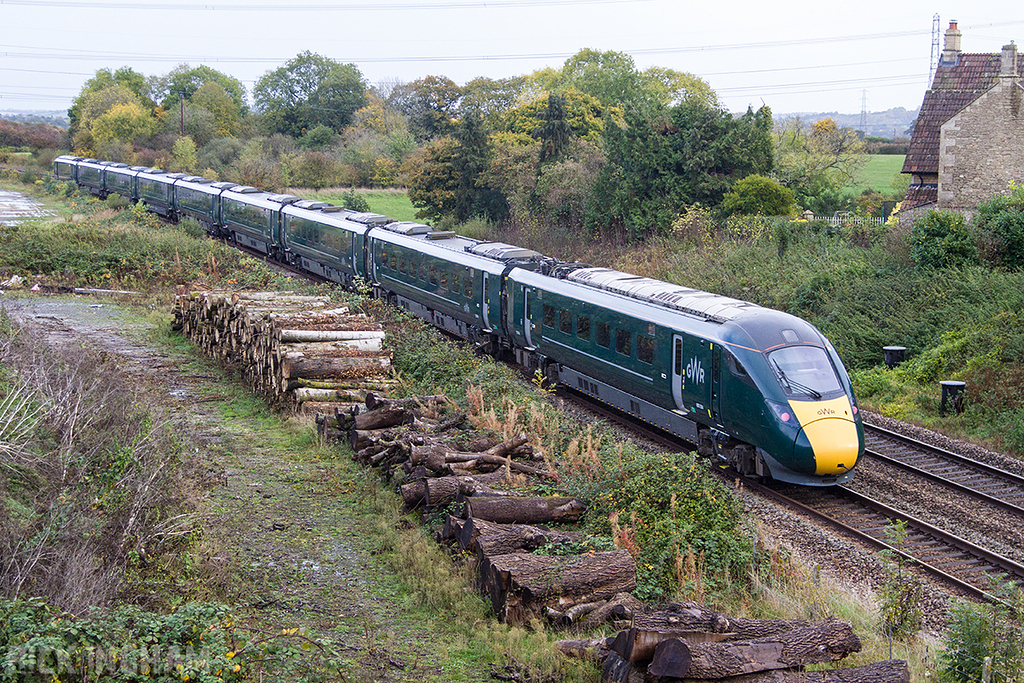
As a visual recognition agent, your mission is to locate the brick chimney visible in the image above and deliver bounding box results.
[1001,42,1018,77]
[941,21,962,65]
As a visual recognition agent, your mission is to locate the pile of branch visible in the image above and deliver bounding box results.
[172,290,396,405]
[324,392,640,623]
[557,603,909,683]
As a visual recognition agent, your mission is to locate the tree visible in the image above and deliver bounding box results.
[533,93,573,163]
[72,85,156,156]
[451,111,507,223]
[192,82,244,137]
[548,49,661,113]
[153,64,247,117]
[721,174,795,216]
[587,102,775,240]
[774,117,864,213]
[408,137,460,221]
[496,89,605,144]
[388,75,463,140]
[171,135,198,173]
[68,67,153,139]
[641,66,719,108]
[460,75,530,124]
[254,52,367,138]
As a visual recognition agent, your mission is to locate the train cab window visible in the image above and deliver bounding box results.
[451,272,461,297]
[615,329,632,356]
[429,265,438,286]
[543,304,556,329]
[637,335,654,365]
[559,310,572,334]
[399,256,407,275]
[767,346,843,399]
[576,315,591,341]
[463,272,473,298]
[596,322,610,348]
[727,352,755,387]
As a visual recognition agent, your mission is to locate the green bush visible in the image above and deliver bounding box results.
[720,174,795,217]
[339,188,370,213]
[940,590,1024,683]
[973,181,1024,270]
[909,210,976,269]
[106,193,129,210]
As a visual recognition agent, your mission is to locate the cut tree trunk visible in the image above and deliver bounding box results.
[365,393,447,411]
[352,406,414,430]
[682,618,861,678]
[465,495,586,524]
[483,550,636,623]
[281,353,391,380]
[633,603,810,641]
[670,658,910,683]
[278,329,385,342]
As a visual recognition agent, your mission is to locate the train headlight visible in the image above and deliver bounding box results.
[767,400,800,428]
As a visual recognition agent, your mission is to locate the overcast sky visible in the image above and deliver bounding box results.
[1,0,1022,117]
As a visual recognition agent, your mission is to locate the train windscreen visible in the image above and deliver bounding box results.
[766,346,842,399]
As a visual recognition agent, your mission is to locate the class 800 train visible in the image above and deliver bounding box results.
[54,155,864,486]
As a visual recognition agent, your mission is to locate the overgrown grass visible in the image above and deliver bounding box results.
[289,187,419,222]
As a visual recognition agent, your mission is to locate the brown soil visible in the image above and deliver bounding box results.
[0,293,490,683]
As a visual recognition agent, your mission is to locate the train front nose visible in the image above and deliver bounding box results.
[789,397,862,477]
[800,418,861,475]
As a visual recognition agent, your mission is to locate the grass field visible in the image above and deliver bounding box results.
[290,187,419,222]
[848,154,906,195]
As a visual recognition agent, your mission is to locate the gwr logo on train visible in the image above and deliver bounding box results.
[686,358,706,384]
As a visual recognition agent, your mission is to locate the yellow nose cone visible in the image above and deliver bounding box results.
[803,418,861,475]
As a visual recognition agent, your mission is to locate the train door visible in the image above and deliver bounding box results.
[711,344,722,425]
[673,334,713,419]
[482,272,491,332]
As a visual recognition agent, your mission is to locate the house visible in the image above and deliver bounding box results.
[901,21,1024,214]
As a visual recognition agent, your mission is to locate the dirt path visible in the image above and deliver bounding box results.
[0,293,490,682]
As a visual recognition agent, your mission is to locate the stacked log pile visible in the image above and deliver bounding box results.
[172,290,396,406]
[320,393,638,624]
[557,603,909,683]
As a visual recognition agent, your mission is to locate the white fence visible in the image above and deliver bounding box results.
[806,214,886,227]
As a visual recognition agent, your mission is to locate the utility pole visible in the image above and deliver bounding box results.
[179,90,186,136]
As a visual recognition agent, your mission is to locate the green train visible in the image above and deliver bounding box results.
[54,155,864,485]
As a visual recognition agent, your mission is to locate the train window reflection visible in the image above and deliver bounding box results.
[766,346,842,398]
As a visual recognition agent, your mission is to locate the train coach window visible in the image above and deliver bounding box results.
[463,272,473,298]
[381,249,388,267]
[429,266,438,286]
[596,322,610,348]
[543,304,556,329]
[419,260,428,282]
[577,315,591,341]
[559,310,572,335]
[399,256,407,275]
[615,329,632,356]
[451,272,461,296]
[439,269,448,292]
[638,335,654,365]
[390,252,398,271]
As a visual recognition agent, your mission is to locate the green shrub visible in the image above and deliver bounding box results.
[721,174,795,217]
[106,193,129,210]
[940,589,1024,683]
[973,181,1024,270]
[909,210,976,268]
[339,188,370,213]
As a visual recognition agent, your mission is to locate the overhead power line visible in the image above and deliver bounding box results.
[0,0,648,9]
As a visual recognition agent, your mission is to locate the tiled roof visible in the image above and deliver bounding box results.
[903,53,1024,176]
[902,184,937,209]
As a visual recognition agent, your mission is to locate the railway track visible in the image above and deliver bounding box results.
[744,476,1024,603]
[863,423,1024,516]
